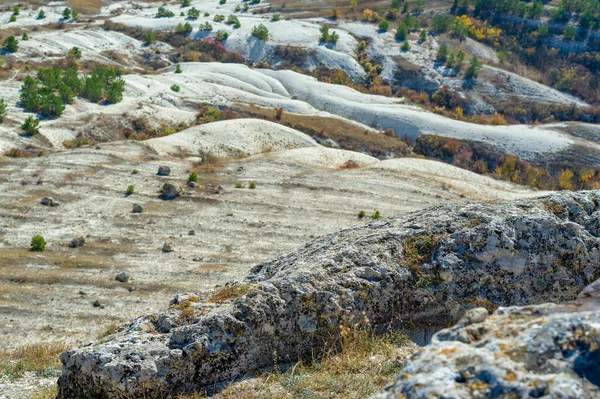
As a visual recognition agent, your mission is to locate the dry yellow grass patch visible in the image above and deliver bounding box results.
[175,329,416,399]
[0,343,67,377]
[67,0,101,13]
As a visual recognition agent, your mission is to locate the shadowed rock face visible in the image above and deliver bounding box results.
[373,280,600,399]
[56,191,600,398]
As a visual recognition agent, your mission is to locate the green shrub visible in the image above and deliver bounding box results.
[227,15,241,28]
[395,22,408,41]
[2,36,19,53]
[198,22,213,31]
[358,210,366,219]
[436,44,449,62]
[9,15,16,22]
[419,29,427,42]
[220,0,226,4]
[465,56,483,79]
[132,169,139,174]
[251,24,270,40]
[248,181,256,189]
[62,8,71,20]
[378,19,389,32]
[22,33,29,41]
[175,22,193,35]
[171,84,181,92]
[125,185,134,195]
[271,13,281,21]
[371,210,381,220]
[187,7,200,19]
[401,41,411,51]
[30,235,46,252]
[13,5,20,15]
[204,12,210,17]
[0,99,6,123]
[156,6,175,18]
[563,25,576,41]
[235,4,241,12]
[188,172,198,183]
[145,31,154,45]
[235,182,245,188]
[182,0,191,6]
[319,24,339,44]
[37,10,46,19]
[214,14,225,22]
[21,116,40,135]
[216,30,229,42]
[72,8,78,21]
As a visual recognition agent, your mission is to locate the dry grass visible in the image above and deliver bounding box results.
[174,329,416,399]
[400,234,444,274]
[208,284,251,304]
[67,0,101,13]
[30,387,57,399]
[236,105,411,158]
[0,343,67,377]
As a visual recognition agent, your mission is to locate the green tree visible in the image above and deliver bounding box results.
[538,23,549,38]
[37,10,46,19]
[13,5,20,15]
[378,19,389,32]
[563,25,576,41]
[2,36,19,53]
[419,29,427,42]
[22,32,29,41]
[63,8,71,20]
[21,116,40,135]
[71,8,79,21]
[437,43,449,62]
[216,30,229,42]
[30,235,46,252]
[0,99,7,123]
[175,64,182,73]
[182,0,191,6]
[465,56,483,78]
[145,31,154,45]
[251,24,270,41]
[187,7,200,19]
[396,22,408,41]
[401,40,411,51]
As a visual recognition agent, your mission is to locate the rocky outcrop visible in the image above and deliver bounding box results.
[57,191,600,398]
[373,280,600,399]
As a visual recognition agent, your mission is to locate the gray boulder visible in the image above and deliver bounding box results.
[157,166,171,176]
[373,281,600,399]
[132,204,143,214]
[160,183,180,200]
[69,237,85,248]
[41,197,59,207]
[115,272,130,283]
[56,191,600,398]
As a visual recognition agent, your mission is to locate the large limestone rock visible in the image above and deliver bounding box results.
[56,191,600,398]
[373,280,600,398]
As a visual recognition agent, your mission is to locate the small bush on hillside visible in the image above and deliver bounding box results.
[187,7,200,19]
[171,84,181,92]
[145,31,154,45]
[72,8,79,21]
[157,6,175,18]
[9,15,16,22]
[220,0,226,4]
[214,14,225,22]
[125,185,134,195]
[188,172,198,183]
[378,19,389,32]
[248,181,256,189]
[0,99,6,123]
[235,182,244,188]
[176,22,193,35]
[13,5,20,15]
[21,116,40,135]
[2,36,19,53]
[31,235,46,252]
[358,210,366,219]
[62,8,71,20]
[227,15,241,28]
[216,30,229,42]
[37,10,46,19]
[198,22,213,31]
[319,24,339,44]
[271,13,281,22]
[401,41,411,51]
[175,64,182,73]
[465,56,482,79]
[395,22,408,41]
[22,33,29,41]
[251,24,270,41]
[182,0,191,6]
